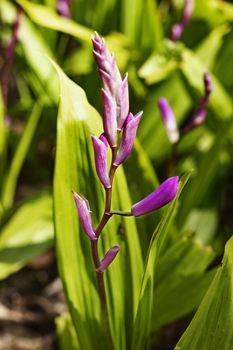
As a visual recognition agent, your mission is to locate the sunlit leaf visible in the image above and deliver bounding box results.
[0,193,53,280]
[175,235,233,350]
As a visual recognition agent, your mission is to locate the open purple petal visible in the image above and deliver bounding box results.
[131,176,179,217]
[113,111,142,167]
[91,135,111,189]
[73,192,97,240]
[96,245,120,273]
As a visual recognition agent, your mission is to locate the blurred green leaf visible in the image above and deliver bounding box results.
[139,53,178,85]
[175,235,233,350]
[152,236,216,331]
[0,0,59,103]
[196,25,230,71]
[2,101,43,212]
[0,88,6,200]
[132,173,190,350]
[53,61,143,349]
[121,0,162,50]
[0,193,53,280]
[56,313,80,350]
[182,209,218,244]
[17,0,92,43]
[180,48,233,120]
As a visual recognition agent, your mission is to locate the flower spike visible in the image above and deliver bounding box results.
[92,134,111,189]
[96,245,120,273]
[114,111,142,167]
[158,97,179,144]
[92,32,130,137]
[131,176,179,217]
[73,192,97,240]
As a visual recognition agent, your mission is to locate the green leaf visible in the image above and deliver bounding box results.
[0,0,59,103]
[131,173,190,350]
[0,87,6,201]
[182,209,218,244]
[53,61,143,349]
[56,313,80,350]
[177,134,226,224]
[152,236,216,331]
[180,48,233,120]
[1,101,43,212]
[16,0,92,43]
[0,193,53,280]
[196,25,230,71]
[121,0,162,50]
[174,235,233,350]
[138,53,178,85]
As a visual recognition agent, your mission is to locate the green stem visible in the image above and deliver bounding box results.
[110,210,132,216]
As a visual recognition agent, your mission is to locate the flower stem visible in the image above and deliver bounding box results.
[90,146,118,349]
[110,210,132,216]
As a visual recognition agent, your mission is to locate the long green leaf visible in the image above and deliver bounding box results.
[175,235,233,350]
[152,236,216,331]
[56,313,80,350]
[2,101,43,212]
[17,0,92,43]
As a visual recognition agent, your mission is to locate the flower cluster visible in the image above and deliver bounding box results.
[158,72,213,144]
[170,0,194,42]
[73,33,179,273]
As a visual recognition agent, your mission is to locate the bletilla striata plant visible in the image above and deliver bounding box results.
[72,32,179,338]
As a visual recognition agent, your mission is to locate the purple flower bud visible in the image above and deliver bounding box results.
[158,97,179,144]
[170,0,193,42]
[113,111,142,167]
[91,134,111,189]
[57,0,71,18]
[183,72,213,132]
[116,74,129,130]
[131,176,179,217]
[182,0,194,26]
[73,192,97,241]
[92,33,121,89]
[102,89,118,148]
[96,245,120,273]
[170,23,185,42]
